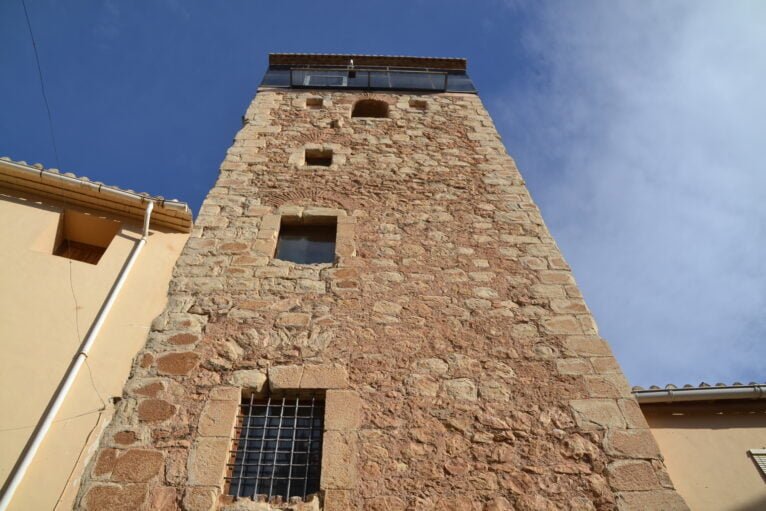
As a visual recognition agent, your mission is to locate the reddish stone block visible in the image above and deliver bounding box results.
[135,381,164,397]
[111,449,164,482]
[137,399,176,422]
[156,352,200,376]
[168,333,198,345]
[83,483,147,511]
[113,431,137,445]
[616,490,689,510]
[139,353,154,368]
[93,448,118,477]
[607,460,660,491]
[149,485,178,511]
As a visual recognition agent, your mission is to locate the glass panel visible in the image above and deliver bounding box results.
[276,224,336,265]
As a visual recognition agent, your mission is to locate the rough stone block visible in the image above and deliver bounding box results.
[570,399,626,429]
[607,460,660,491]
[321,431,358,489]
[93,448,118,477]
[564,336,612,356]
[324,489,354,511]
[591,356,622,374]
[539,271,575,285]
[84,483,148,511]
[168,333,199,345]
[111,449,164,482]
[556,358,592,375]
[208,385,242,401]
[325,390,362,430]
[198,399,239,437]
[542,316,583,335]
[585,375,630,398]
[112,431,137,446]
[268,364,303,391]
[301,364,349,389]
[618,399,649,429]
[187,437,231,486]
[156,352,200,376]
[442,378,478,401]
[275,312,311,327]
[615,491,689,511]
[227,370,267,392]
[149,486,177,511]
[182,486,219,511]
[605,429,661,459]
[137,399,176,422]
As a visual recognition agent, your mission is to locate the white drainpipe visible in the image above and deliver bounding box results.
[0,201,154,511]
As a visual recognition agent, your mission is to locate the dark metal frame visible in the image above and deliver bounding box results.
[288,66,449,92]
[226,394,324,501]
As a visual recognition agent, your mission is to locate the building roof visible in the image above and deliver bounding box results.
[269,53,467,71]
[0,157,192,232]
[632,381,766,404]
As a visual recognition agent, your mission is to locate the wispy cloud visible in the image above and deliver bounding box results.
[491,1,766,386]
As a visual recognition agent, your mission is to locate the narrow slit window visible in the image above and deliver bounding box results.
[275,218,336,265]
[227,394,324,501]
[305,97,323,109]
[304,149,333,167]
[351,99,388,118]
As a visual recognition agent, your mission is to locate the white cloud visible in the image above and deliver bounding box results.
[490,1,766,386]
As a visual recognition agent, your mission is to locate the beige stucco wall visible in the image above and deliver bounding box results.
[0,188,189,511]
[644,405,766,511]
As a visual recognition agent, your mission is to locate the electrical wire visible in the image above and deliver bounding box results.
[20,0,62,169]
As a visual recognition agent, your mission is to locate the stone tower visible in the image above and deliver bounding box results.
[76,54,687,511]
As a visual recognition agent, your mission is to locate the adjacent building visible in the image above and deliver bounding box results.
[0,157,192,510]
[634,382,766,511]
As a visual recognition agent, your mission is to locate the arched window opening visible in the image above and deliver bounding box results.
[351,99,389,119]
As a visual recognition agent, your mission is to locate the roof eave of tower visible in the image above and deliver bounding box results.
[268,53,467,72]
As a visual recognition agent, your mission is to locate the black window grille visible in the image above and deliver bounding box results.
[227,394,324,501]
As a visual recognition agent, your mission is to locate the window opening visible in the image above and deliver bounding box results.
[227,394,324,501]
[305,97,323,109]
[275,217,337,265]
[304,149,333,167]
[351,99,388,118]
[52,210,120,265]
[409,99,427,110]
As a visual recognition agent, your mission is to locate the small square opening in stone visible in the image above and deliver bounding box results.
[304,149,333,167]
[351,99,388,118]
[409,99,428,111]
[275,217,336,265]
[227,393,324,501]
[305,97,323,109]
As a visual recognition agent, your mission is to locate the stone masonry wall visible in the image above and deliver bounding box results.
[76,88,688,511]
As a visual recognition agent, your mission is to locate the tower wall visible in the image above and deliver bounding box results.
[76,84,687,510]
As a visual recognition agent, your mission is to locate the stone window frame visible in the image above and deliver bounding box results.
[185,364,359,511]
[256,206,356,267]
[289,144,347,170]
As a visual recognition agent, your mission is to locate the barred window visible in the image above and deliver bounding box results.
[227,394,324,501]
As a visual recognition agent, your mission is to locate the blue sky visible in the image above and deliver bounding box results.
[1,1,764,387]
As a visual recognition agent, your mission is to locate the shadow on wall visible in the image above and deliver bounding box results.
[734,495,766,511]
